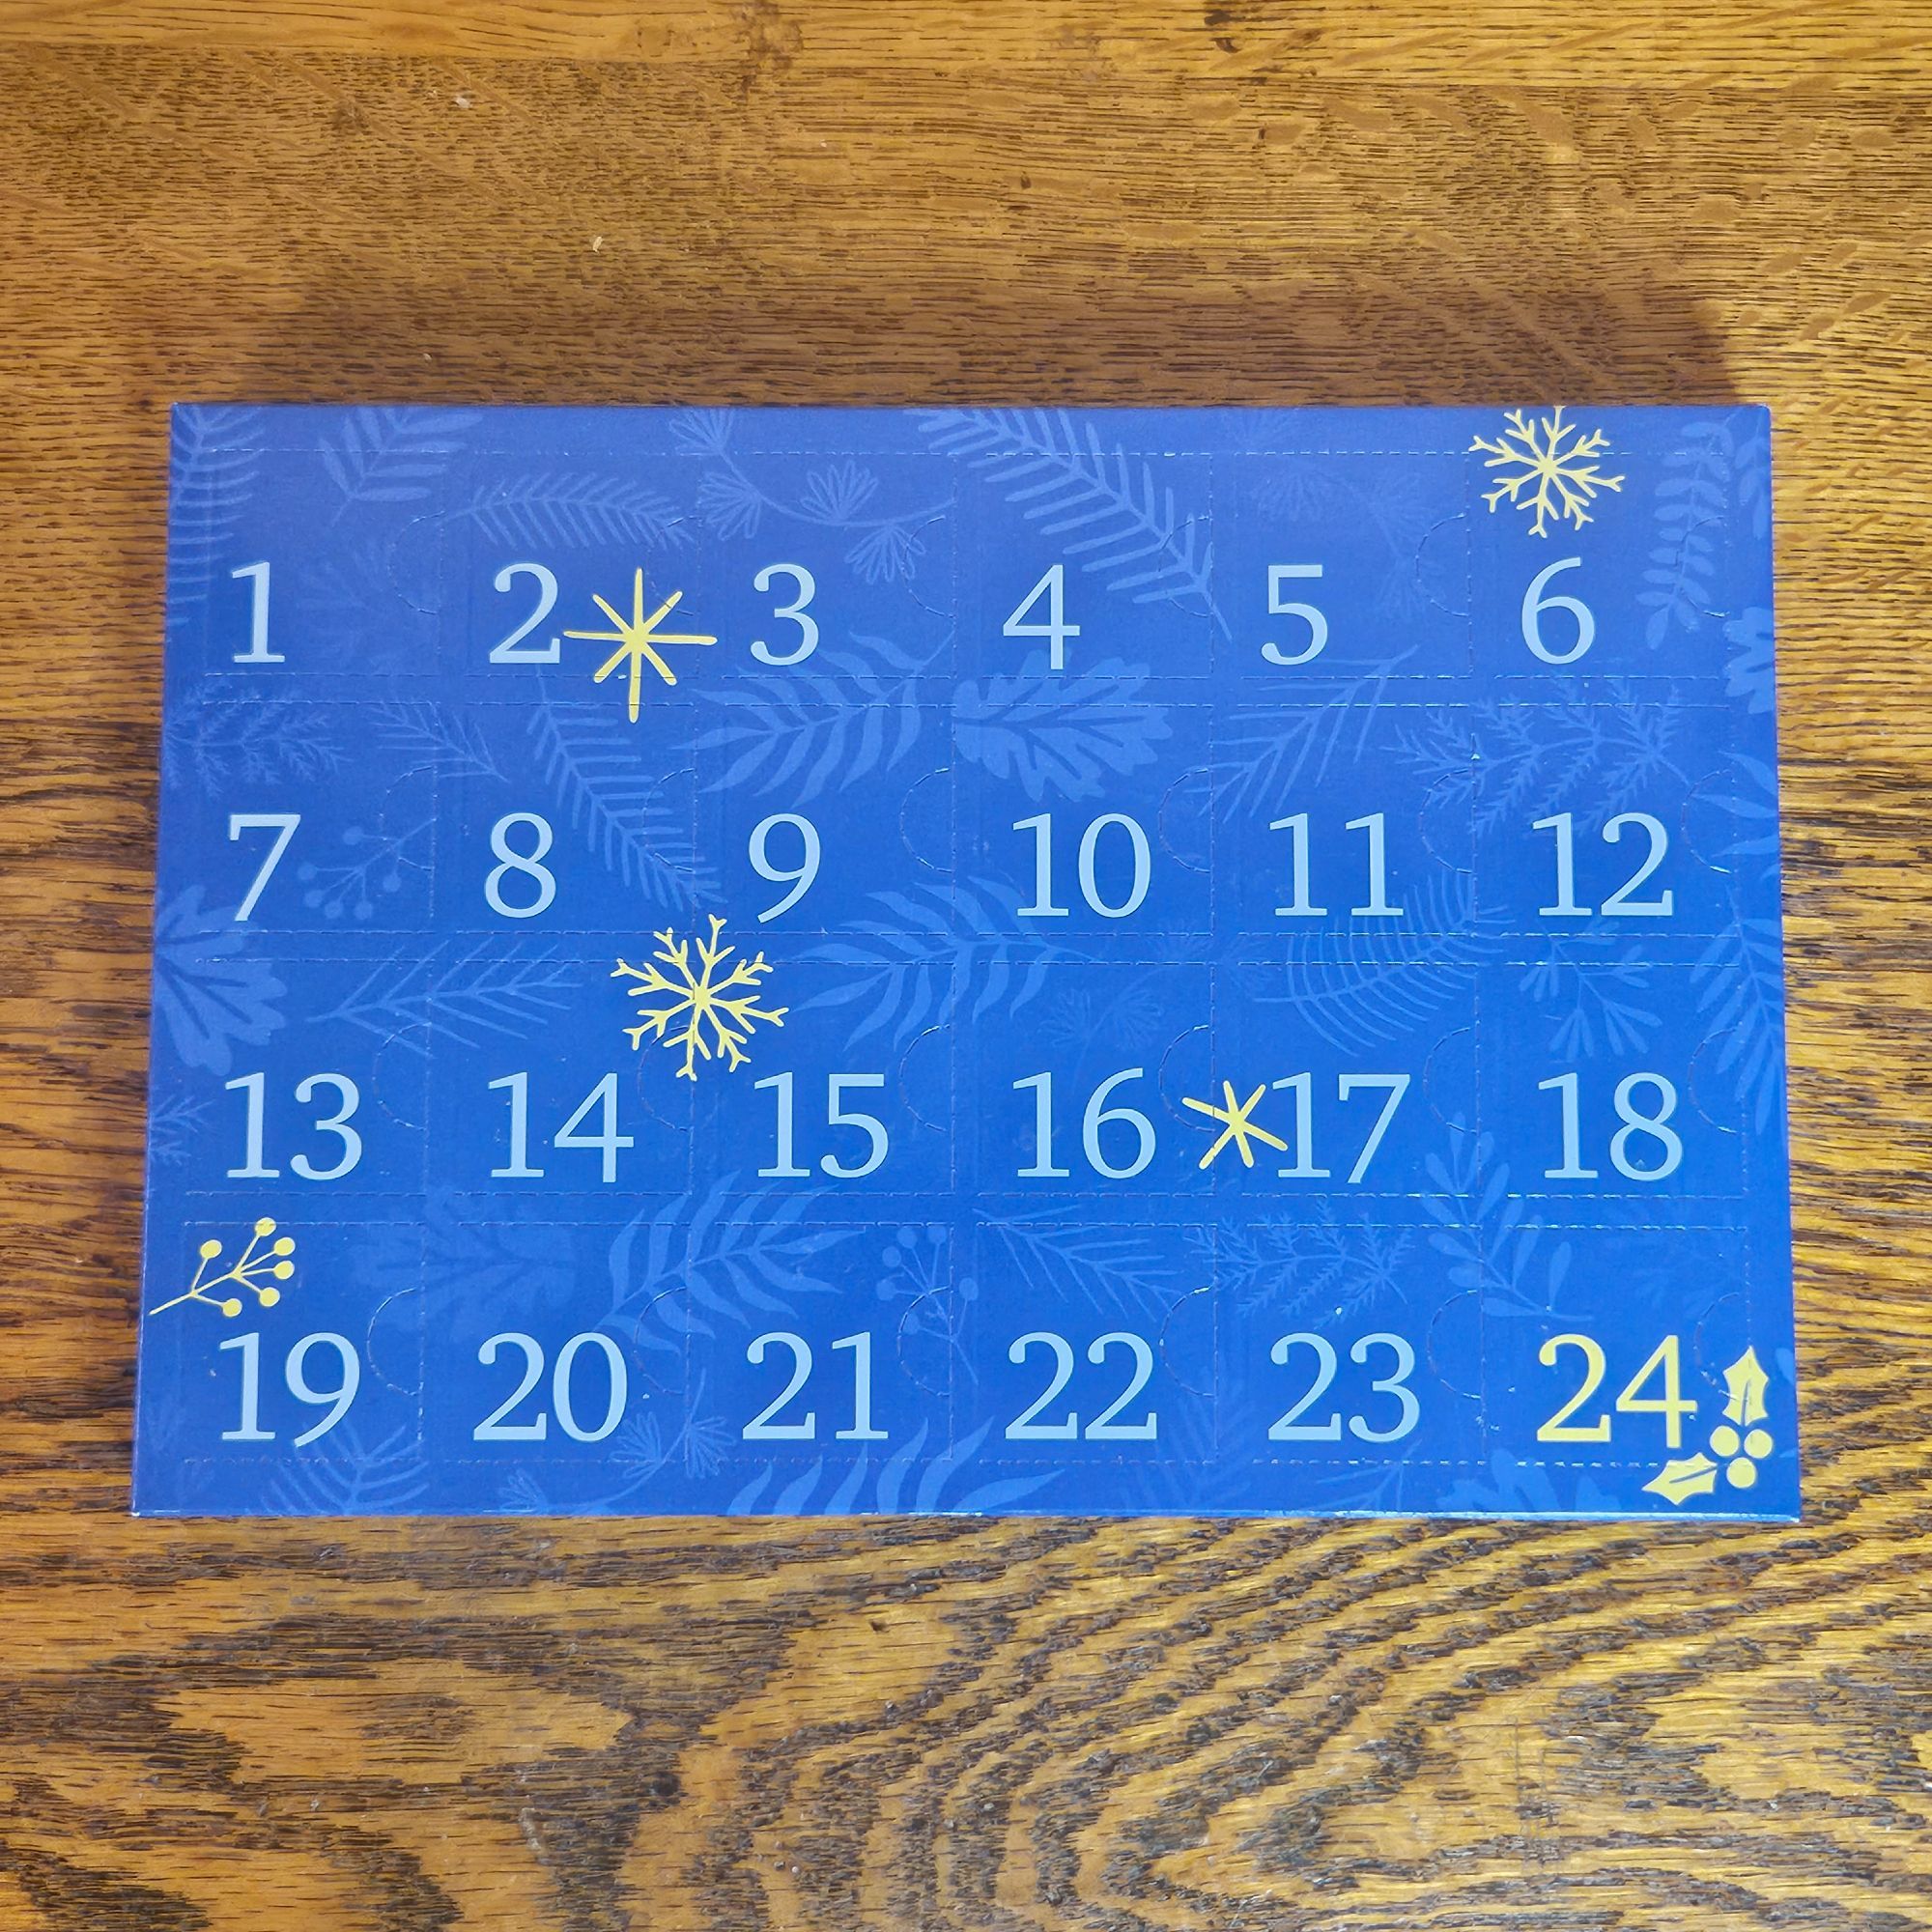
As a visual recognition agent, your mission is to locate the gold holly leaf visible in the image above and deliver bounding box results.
[1643,1454,1719,1505]
[1721,1346,1771,1428]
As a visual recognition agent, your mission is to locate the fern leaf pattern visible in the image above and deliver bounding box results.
[919,409,1223,630]
[318,406,480,508]
[458,473,692,550]
[529,700,716,907]
[166,405,264,639]
[1639,418,1732,645]
[609,1182,863,1334]
[315,943,579,1049]
[695,637,935,803]
[797,877,1077,1047]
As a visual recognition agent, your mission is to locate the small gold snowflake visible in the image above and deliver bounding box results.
[612,915,787,1079]
[1470,407,1625,538]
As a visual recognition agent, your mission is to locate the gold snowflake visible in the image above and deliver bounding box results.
[612,915,787,1079]
[1470,407,1625,538]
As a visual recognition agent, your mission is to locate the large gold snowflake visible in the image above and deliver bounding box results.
[612,915,786,1079]
[1470,407,1625,538]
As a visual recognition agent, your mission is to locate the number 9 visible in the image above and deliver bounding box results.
[285,1332,360,1447]
[750,812,821,921]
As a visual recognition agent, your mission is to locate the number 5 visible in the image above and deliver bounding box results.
[228,812,300,922]
[824,1074,888,1179]
[1262,565,1326,666]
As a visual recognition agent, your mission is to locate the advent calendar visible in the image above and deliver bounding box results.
[134,404,1796,1519]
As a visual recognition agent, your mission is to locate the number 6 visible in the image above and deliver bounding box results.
[1520,556,1595,665]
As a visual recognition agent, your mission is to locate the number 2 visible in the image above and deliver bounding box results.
[488,562,561,663]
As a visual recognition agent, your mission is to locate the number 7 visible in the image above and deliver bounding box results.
[228,812,301,922]
[1338,1073,1410,1184]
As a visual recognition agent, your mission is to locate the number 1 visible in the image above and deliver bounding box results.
[230,561,282,664]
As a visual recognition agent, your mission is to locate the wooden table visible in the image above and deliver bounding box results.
[4,4,1930,1925]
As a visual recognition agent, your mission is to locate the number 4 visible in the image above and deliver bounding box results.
[1005,564,1079,671]
[228,812,300,922]
[1615,1334,1695,1448]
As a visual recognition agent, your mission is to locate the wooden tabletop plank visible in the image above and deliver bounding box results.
[4,0,1931,88]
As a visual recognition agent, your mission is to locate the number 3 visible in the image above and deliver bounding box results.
[752,564,818,666]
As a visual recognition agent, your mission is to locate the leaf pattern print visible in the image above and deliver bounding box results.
[264,1423,431,1516]
[163,700,341,796]
[954,658,1172,802]
[1400,690,1691,837]
[315,943,579,1050]
[609,1181,863,1336]
[166,405,263,639]
[675,412,945,582]
[978,1213,1178,1317]
[797,876,1076,1047]
[1215,672,1409,818]
[530,699,716,908]
[457,472,691,550]
[1205,1210,1414,1321]
[1251,870,1495,1053]
[919,409,1222,629]
[725,1419,1058,1517]
[1694,917,1785,1133]
[318,406,479,510]
[1723,607,1776,714]
[150,887,286,1075]
[1519,941,1661,1059]
[371,701,503,782]
[1638,412,1770,645]
[695,635,936,803]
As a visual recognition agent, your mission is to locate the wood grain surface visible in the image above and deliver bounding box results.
[3,3,1931,1925]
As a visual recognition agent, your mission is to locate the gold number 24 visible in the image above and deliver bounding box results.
[1536,1333,1695,1449]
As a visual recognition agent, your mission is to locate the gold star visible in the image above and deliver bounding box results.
[564,569,717,721]
[1182,1081,1290,1170]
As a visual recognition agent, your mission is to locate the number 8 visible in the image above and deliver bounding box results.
[486,811,556,919]
[1610,1073,1683,1180]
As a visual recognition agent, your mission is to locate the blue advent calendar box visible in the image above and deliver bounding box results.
[134,404,1796,1520]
